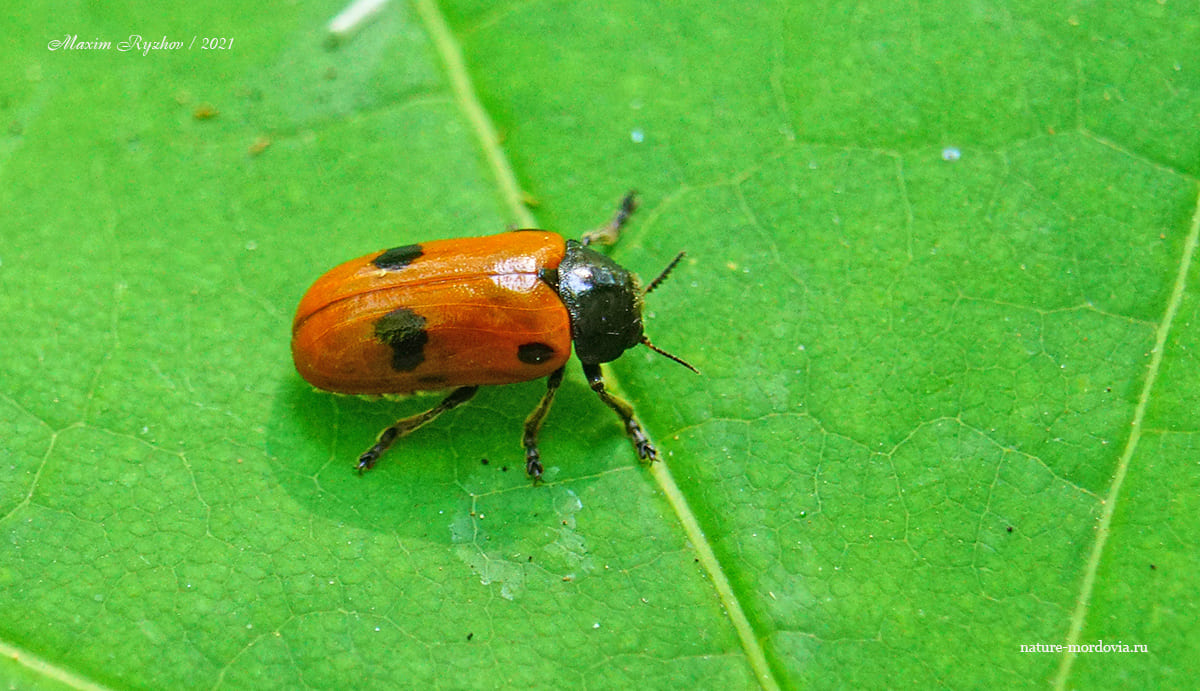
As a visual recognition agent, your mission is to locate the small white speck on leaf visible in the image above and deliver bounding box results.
[327,0,389,44]
[941,147,962,162]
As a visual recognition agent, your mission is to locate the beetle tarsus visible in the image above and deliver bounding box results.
[356,449,381,473]
[357,427,400,472]
[633,437,658,462]
[525,450,544,481]
[625,420,657,462]
[521,367,564,481]
[581,191,638,246]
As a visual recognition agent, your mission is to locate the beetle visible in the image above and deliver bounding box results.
[291,192,696,480]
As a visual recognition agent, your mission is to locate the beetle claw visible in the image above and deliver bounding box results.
[636,439,658,462]
[357,450,380,473]
[525,452,544,481]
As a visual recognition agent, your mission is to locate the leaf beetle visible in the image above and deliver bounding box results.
[291,192,696,479]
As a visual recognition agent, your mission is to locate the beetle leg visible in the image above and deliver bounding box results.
[522,367,565,480]
[581,363,657,462]
[581,191,638,246]
[357,386,478,473]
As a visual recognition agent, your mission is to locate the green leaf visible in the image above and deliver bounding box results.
[2,1,1196,688]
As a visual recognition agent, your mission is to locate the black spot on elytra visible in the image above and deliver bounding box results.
[517,342,556,365]
[373,244,424,271]
[417,374,449,386]
[374,308,428,371]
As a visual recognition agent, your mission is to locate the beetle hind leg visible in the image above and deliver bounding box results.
[522,367,565,480]
[581,363,658,463]
[357,386,479,473]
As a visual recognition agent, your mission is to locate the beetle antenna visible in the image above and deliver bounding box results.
[644,251,686,295]
[641,335,699,373]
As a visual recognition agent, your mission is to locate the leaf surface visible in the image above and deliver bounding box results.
[1,1,1196,688]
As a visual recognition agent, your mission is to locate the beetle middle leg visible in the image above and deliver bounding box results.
[522,367,565,480]
[357,386,478,473]
[581,363,657,462]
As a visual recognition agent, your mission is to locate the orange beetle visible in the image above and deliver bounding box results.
[291,193,696,479]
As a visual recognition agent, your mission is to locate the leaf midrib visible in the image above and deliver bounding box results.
[1053,181,1200,688]
[413,1,781,688]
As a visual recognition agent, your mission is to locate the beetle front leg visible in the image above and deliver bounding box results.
[357,386,478,473]
[581,363,657,462]
[522,367,565,480]
[581,191,638,246]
